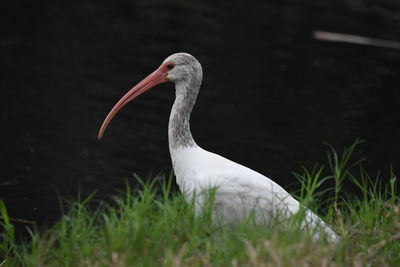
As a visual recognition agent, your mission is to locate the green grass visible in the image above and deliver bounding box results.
[1,141,400,266]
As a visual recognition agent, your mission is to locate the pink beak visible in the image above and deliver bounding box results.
[98,63,172,140]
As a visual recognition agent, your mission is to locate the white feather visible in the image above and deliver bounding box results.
[171,146,339,242]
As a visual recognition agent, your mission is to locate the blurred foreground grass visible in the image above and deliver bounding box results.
[1,140,399,266]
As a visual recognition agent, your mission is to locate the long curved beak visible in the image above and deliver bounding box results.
[98,66,170,140]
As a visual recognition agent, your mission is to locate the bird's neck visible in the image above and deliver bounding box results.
[168,80,199,151]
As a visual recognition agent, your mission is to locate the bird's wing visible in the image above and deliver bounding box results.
[193,151,301,224]
[180,147,339,241]
[199,167,338,241]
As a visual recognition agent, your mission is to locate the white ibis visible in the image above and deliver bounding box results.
[98,53,339,242]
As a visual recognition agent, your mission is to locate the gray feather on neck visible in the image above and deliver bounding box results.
[167,53,203,150]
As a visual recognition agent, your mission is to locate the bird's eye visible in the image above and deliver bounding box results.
[166,64,175,70]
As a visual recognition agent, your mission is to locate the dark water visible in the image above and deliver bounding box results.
[1,1,400,229]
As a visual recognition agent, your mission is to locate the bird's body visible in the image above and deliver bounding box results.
[98,52,339,242]
[171,145,298,223]
[171,145,338,241]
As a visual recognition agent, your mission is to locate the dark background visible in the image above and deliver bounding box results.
[1,0,400,229]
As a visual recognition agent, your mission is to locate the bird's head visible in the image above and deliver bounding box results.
[97,52,202,140]
[162,53,202,84]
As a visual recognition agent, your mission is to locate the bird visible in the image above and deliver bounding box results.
[98,52,339,242]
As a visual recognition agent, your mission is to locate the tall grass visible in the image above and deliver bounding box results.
[0,199,15,265]
[1,141,399,266]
